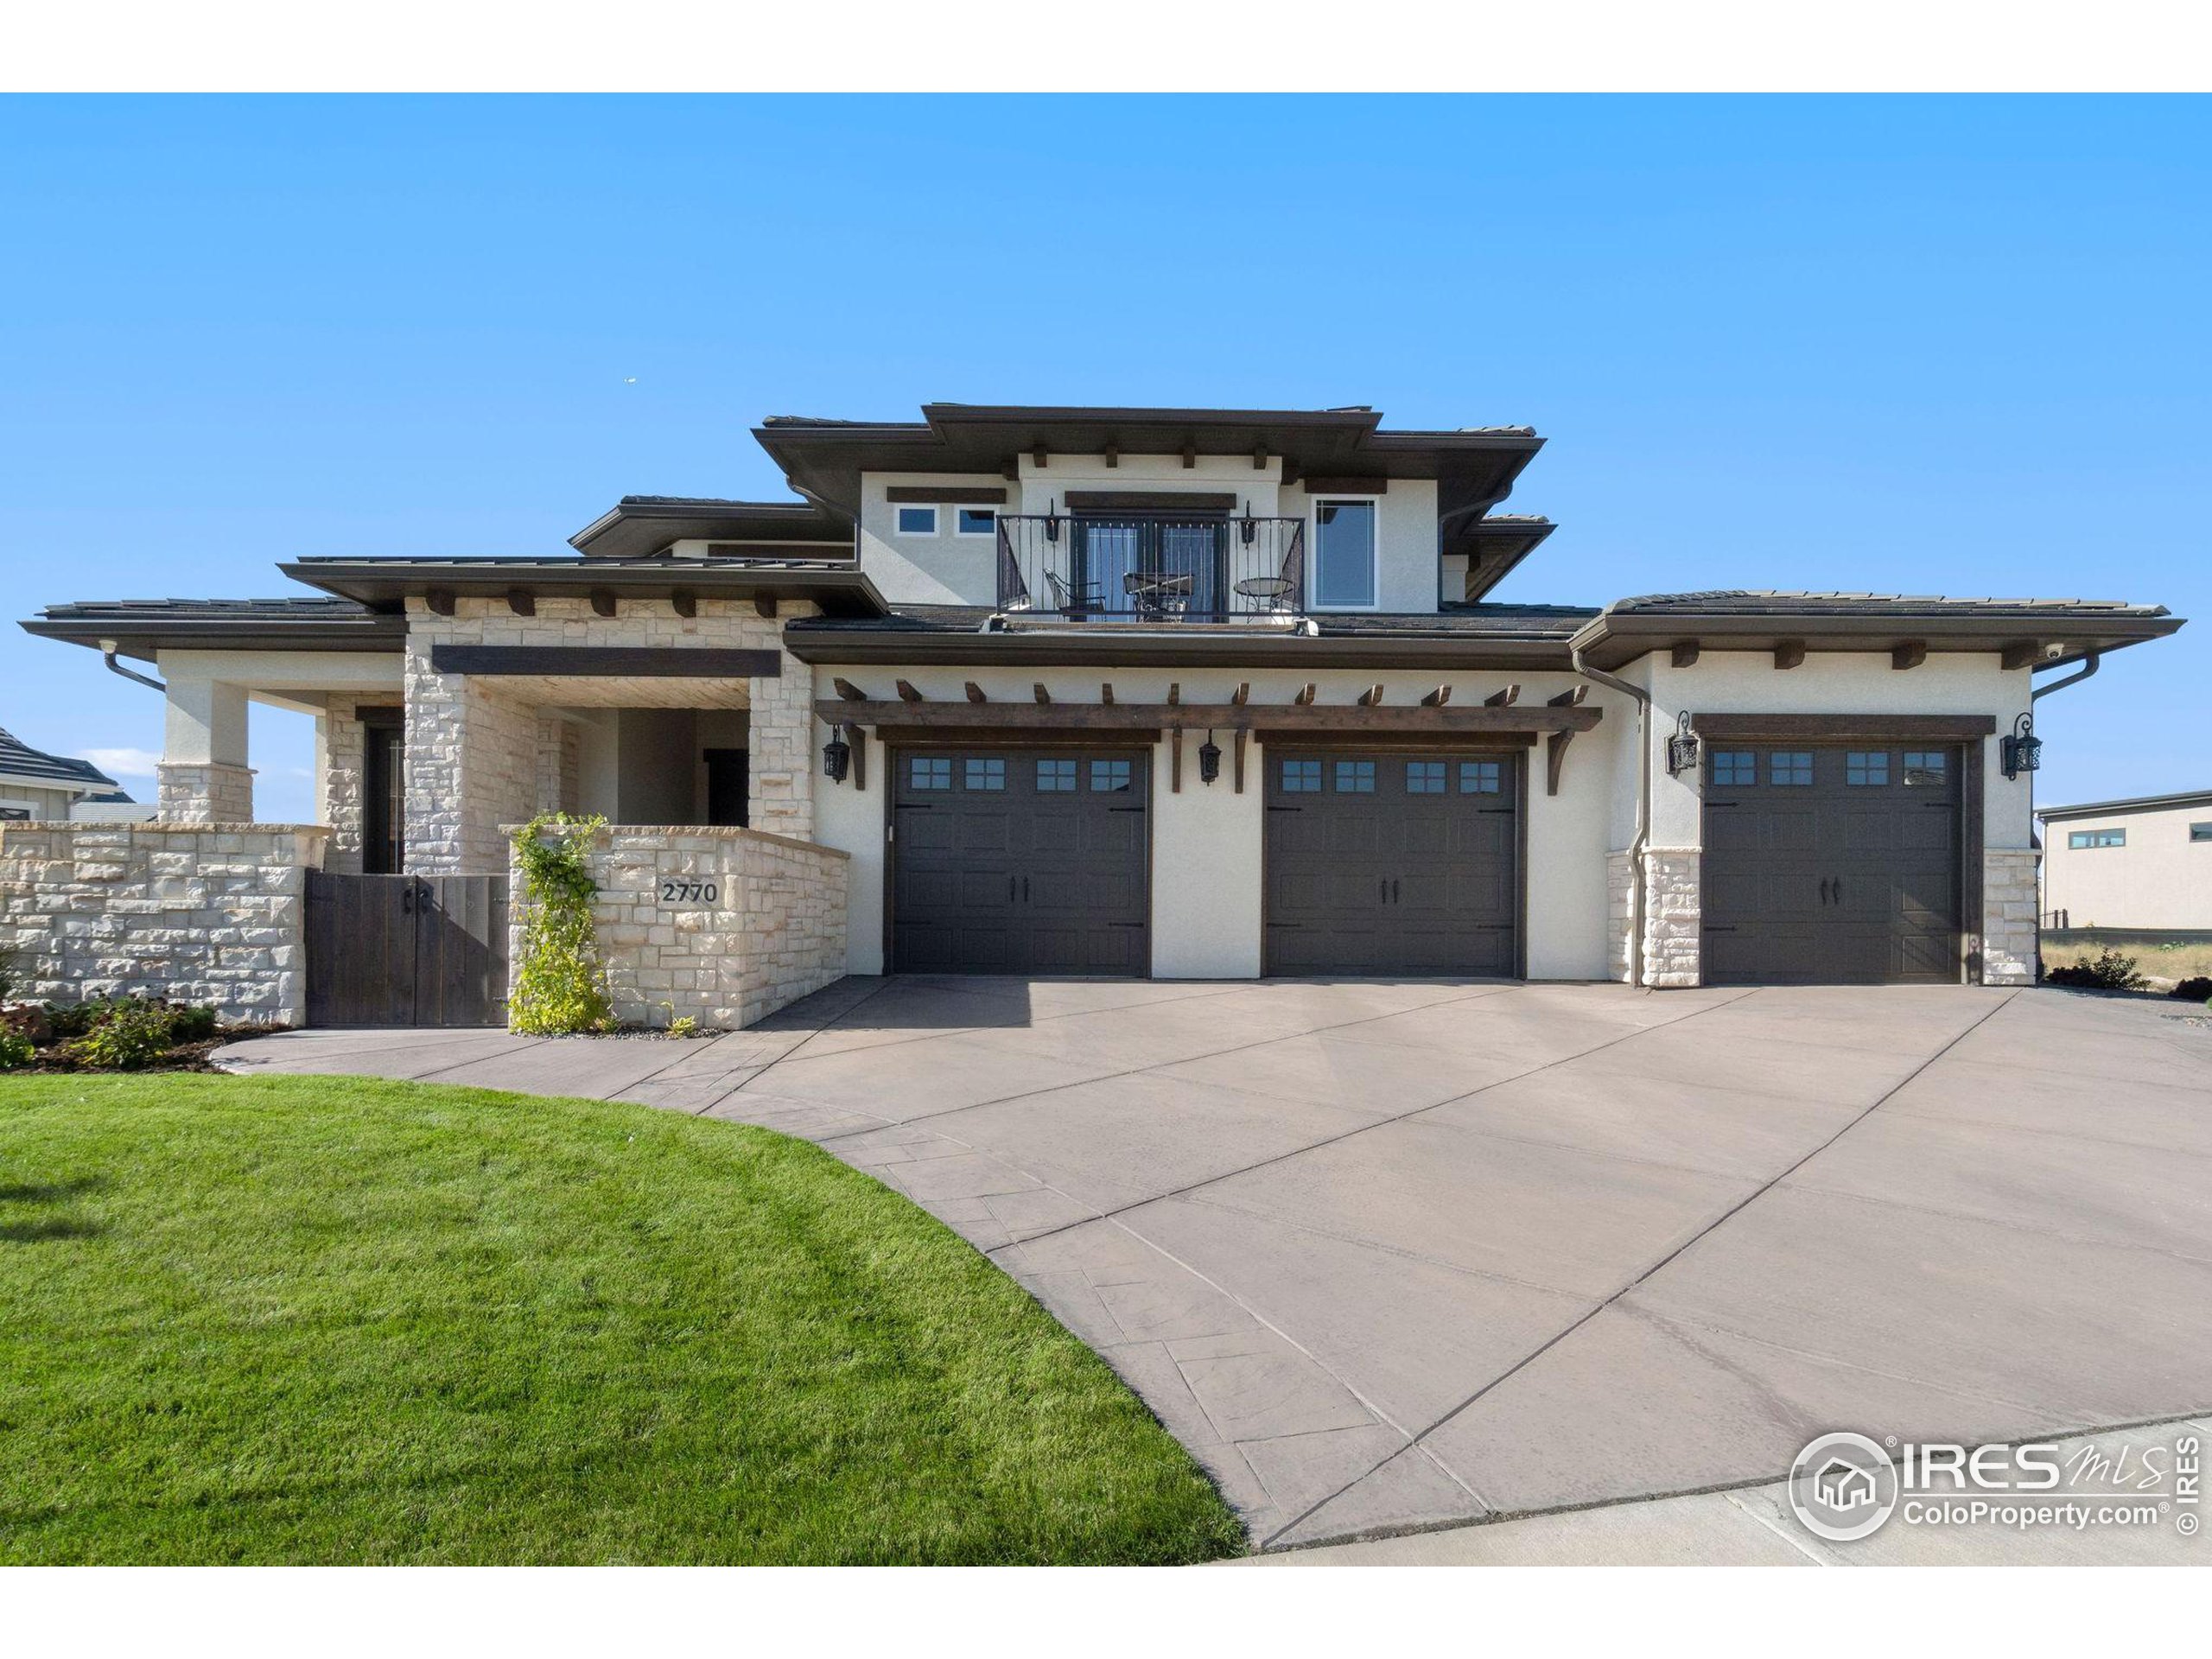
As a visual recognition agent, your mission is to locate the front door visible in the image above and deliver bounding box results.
[1263,748,1521,976]
[891,747,1150,975]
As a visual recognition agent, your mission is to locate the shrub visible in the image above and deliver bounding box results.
[2045,948,2149,993]
[509,812,614,1035]
[0,1031,33,1071]
[2173,976,2212,1003]
[168,1003,220,1043]
[64,1000,179,1071]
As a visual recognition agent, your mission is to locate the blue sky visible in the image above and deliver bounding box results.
[0,95,2202,819]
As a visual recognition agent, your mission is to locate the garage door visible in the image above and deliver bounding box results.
[1264,749,1519,976]
[891,747,1149,975]
[1701,743,1962,984]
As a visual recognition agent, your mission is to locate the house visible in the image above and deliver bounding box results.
[0,726,129,822]
[2037,788,2212,931]
[1814,1457,1880,1514]
[5,403,2186,1029]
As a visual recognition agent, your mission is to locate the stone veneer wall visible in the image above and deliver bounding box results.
[1641,848,1702,988]
[320,702,368,874]
[156,762,255,825]
[1605,850,1634,983]
[509,823,848,1031]
[1982,849,2039,986]
[0,822,325,1024]
[405,597,817,873]
[534,715,581,816]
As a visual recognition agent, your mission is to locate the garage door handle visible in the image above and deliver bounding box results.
[1379,878,1388,904]
[1023,876,1030,902]
[1833,877,1842,905]
[1392,879,1400,904]
[1009,875,1017,902]
[1819,877,1831,906]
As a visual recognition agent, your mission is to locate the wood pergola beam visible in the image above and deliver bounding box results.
[817,699,1603,735]
[895,680,925,703]
[832,677,868,702]
[1484,683,1520,707]
[1421,685,1452,707]
[964,682,988,703]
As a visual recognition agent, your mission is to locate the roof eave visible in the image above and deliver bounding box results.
[279,559,890,619]
[1567,610,2183,671]
[21,612,409,664]
[781,628,1579,671]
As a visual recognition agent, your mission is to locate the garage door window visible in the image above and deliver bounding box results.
[1768,751,1814,786]
[1712,750,1756,786]
[1334,760,1376,792]
[1036,759,1077,791]
[1903,750,1948,785]
[1846,751,1890,786]
[963,758,1005,791]
[1459,760,1502,794]
[909,756,951,790]
[1281,759,1321,792]
[1406,761,1446,793]
[1090,759,1133,792]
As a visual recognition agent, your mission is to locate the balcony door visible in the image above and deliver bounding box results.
[1072,512,1228,618]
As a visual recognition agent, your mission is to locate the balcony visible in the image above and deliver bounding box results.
[995,514,1305,623]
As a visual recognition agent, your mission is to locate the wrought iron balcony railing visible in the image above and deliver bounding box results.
[995,514,1305,622]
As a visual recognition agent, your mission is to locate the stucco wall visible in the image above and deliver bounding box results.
[810,662,1631,981]
[511,823,849,1030]
[0,821,324,1024]
[2040,800,2212,930]
[0,783,81,822]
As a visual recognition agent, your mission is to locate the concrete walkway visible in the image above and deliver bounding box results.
[217,978,2212,1554]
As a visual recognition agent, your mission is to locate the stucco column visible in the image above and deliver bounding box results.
[157,672,255,823]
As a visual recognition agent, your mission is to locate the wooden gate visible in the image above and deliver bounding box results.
[305,872,507,1027]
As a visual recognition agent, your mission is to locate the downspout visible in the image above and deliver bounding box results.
[1570,644,1652,989]
[99,639,165,693]
[2023,650,2101,967]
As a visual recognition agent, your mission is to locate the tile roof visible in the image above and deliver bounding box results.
[0,726,117,791]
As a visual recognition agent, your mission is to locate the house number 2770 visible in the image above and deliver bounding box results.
[660,880,720,903]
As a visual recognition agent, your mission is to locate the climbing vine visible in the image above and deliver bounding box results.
[509,812,614,1035]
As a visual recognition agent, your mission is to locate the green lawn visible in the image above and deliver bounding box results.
[0,1073,1243,1565]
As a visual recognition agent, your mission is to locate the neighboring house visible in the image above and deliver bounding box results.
[2037,788,2212,931]
[0,726,129,821]
[4,403,2187,1030]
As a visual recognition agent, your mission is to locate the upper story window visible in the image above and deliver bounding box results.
[2069,827,2126,849]
[2191,822,2212,842]
[955,507,997,537]
[1312,499,1377,608]
[894,505,938,536]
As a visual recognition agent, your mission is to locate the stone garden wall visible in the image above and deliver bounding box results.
[509,823,849,1031]
[0,821,325,1025]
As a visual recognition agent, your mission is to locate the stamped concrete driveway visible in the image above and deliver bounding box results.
[220,978,2212,1551]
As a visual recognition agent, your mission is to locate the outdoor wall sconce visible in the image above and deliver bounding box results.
[2001,712,2041,779]
[1044,497,1061,543]
[822,732,851,784]
[1198,731,1222,785]
[1666,710,1701,777]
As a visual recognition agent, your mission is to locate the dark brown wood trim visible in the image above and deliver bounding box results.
[1300,477,1389,495]
[1484,684,1519,707]
[589,588,619,619]
[356,703,404,728]
[2000,641,2043,671]
[874,725,1163,747]
[844,722,867,792]
[754,594,779,620]
[1256,731,1538,753]
[1232,728,1247,792]
[1546,728,1576,796]
[506,588,536,618]
[1670,640,1700,668]
[895,680,924,702]
[429,645,782,678]
[1692,713,1998,741]
[819,698,1602,735]
[1891,640,1928,671]
[1060,491,1237,512]
[425,588,457,617]
[832,677,868,701]
[963,682,988,703]
[1962,737,1985,984]
[1773,639,1807,670]
[884,486,1009,505]
[1171,728,1183,792]
[671,589,697,619]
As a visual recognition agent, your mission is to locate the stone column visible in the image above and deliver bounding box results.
[318,701,369,873]
[535,715,581,816]
[1982,849,2040,985]
[747,634,817,842]
[404,632,539,874]
[1641,849,1702,988]
[158,673,254,823]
